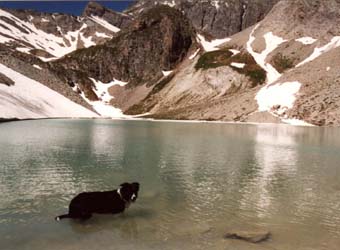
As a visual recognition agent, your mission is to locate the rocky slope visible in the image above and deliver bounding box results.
[0,62,98,119]
[0,2,127,118]
[1,0,340,126]
[122,0,340,126]
[126,0,280,38]
[51,5,197,114]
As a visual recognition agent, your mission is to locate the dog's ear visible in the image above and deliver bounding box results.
[132,182,140,192]
[120,182,129,188]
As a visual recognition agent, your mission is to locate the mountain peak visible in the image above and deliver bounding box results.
[82,1,108,17]
[82,1,133,29]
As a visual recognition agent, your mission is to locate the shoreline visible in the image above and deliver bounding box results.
[0,116,320,128]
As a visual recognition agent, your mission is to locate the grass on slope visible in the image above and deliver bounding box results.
[195,49,266,86]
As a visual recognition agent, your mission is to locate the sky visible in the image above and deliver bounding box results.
[0,1,134,15]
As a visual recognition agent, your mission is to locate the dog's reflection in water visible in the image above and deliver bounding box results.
[68,208,155,240]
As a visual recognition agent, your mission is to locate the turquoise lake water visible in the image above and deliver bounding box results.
[0,119,340,250]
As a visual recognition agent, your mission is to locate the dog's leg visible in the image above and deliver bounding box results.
[79,212,92,220]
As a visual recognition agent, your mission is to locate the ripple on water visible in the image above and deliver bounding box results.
[1,120,340,250]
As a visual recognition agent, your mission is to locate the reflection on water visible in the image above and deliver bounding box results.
[0,119,340,250]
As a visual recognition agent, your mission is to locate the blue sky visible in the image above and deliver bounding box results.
[0,1,134,15]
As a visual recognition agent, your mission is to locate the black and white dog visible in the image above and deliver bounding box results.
[55,182,139,221]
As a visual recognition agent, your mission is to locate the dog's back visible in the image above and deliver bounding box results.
[71,191,125,214]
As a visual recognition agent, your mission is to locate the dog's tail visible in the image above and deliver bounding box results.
[55,214,71,221]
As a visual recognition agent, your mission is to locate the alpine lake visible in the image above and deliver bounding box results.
[1,119,340,250]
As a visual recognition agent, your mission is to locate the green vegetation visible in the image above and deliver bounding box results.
[195,49,266,86]
[231,53,266,87]
[195,50,233,70]
[272,53,294,73]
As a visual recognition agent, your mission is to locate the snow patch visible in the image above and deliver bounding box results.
[247,25,286,84]
[16,47,31,54]
[80,92,125,118]
[33,64,42,70]
[189,49,200,60]
[163,0,176,7]
[295,37,317,45]
[78,78,128,118]
[0,63,97,119]
[297,36,340,67]
[95,32,112,38]
[211,0,220,9]
[326,66,331,71]
[89,16,120,33]
[229,49,240,56]
[197,34,230,52]
[230,62,245,69]
[256,81,302,115]
[282,118,313,126]
[162,70,173,76]
[79,33,96,48]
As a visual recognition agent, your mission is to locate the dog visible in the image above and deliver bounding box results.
[55,182,139,221]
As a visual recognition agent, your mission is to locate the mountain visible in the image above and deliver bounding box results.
[1,0,340,126]
[126,0,280,39]
[50,5,196,115]
[123,0,340,126]
[0,2,124,119]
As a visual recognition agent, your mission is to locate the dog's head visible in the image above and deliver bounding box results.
[119,182,140,203]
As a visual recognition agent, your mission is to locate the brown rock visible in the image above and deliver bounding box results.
[0,72,14,86]
[224,230,271,243]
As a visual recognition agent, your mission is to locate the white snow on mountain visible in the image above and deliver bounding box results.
[230,62,245,69]
[297,36,340,67]
[295,37,317,45]
[0,63,98,119]
[247,25,286,84]
[76,78,128,118]
[0,9,114,60]
[229,49,240,56]
[162,70,173,76]
[189,49,200,59]
[197,34,230,52]
[247,26,306,123]
[95,31,112,38]
[33,64,42,70]
[256,81,302,114]
[163,0,176,7]
[89,16,121,33]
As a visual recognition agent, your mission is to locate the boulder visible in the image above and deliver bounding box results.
[224,230,271,243]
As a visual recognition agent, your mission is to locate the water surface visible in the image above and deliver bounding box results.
[1,119,340,250]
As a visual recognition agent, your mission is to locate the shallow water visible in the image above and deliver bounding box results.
[1,119,340,250]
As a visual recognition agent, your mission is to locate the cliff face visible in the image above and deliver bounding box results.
[53,6,196,90]
[126,0,280,38]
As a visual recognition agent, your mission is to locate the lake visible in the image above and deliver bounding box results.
[1,119,340,250]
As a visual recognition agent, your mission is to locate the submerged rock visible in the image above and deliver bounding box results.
[224,230,271,243]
